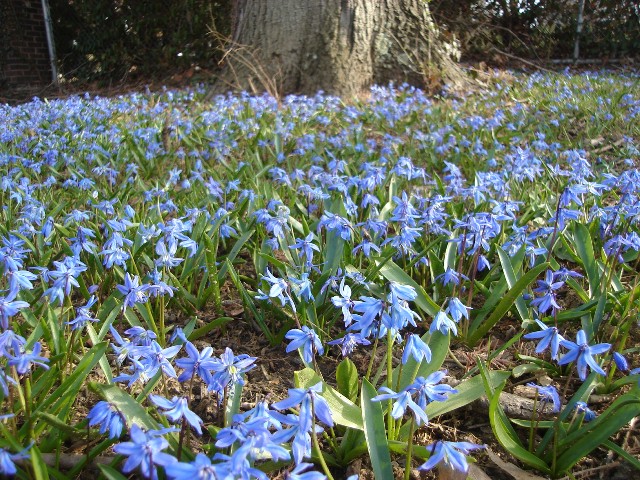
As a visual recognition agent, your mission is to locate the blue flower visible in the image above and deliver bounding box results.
[527,383,561,413]
[445,297,470,323]
[117,273,151,309]
[530,270,564,314]
[409,371,457,409]
[66,295,98,331]
[0,445,31,476]
[87,401,125,439]
[113,425,176,480]
[273,382,334,433]
[331,279,355,327]
[402,334,432,364]
[0,294,30,330]
[260,268,295,311]
[372,387,429,425]
[613,352,629,372]
[290,273,315,302]
[558,329,611,381]
[523,319,565,360]
[165,453,229,480]
[149,395,203,435]
[573,401,596,421]
[430,310,457,336]
[285,326,324,364]
[289,233,320,267]
[175,341,216,384]
[284,462,326,480]
[327,333,370,357]
[418,441,485,474]
[208,347,257,394]
[7,341,49,375]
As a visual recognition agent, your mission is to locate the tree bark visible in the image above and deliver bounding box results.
[218,0,465,97]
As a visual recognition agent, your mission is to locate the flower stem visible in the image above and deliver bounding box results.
[404,416,415,480]
[311,401,334,480]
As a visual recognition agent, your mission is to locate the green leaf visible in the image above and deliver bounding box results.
[431,370,511,418]
[481,366,551,473]
[225,376,245,427]
[571,223,600,298]
[98,465,130,480]
[226,258,274,345]
[28,342,108,437]
[361,378,394,479]
[217,227,256,281]
[86,323,113,383]
[603,439,640,470]
[188,316,234,341]
[555,393,640,473]
[467,262,549,346]
[497,246,529,323]
[90,382,158,430]
[336,358,359,403]
[30,446,49,480]
[294,368,363,430]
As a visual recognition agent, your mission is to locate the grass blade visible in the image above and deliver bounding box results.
[361,378,394,479]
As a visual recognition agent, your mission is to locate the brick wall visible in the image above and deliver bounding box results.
[1,0,52,92]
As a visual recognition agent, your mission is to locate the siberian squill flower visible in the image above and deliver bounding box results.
[285,326,323,364]
[0,445,31,476]
[289,233,320,267]
[113,424,176,480]
[558,329,611,381]
[284,462,326,480]
[573,401,596,421]
[430,310,458,336]
[530,269,563,314]
[7,341,49,375]
[527,383,561,413]
[149,395,203,435]
[523,319,565,360]
[66,295,98,331]
[327,332,370,357]
[0,294,30,330]
[273,382,334,434]
[117,273,151,309]
[175,341,216,383]
[331,279,355,327]
[208,347,257,394]
[372,387,429,426]
[87,401,125,439]
[165,453,230,480]
[418,441,486,475]
[402,334,432,364]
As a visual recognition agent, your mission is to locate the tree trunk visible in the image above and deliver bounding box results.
[218,0,465,97]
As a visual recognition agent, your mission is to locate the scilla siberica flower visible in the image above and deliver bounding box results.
[273,382,334,433]
[558,329,610,381]
[0,444,31,476]
[87,401,125,439]
[419,440,486,475]
[372,371,456,426]
[527,383,561,413]
[148,395,203,434]
[164,452,230,480]
[285,326,323,364]
[113,424,176,480]
[523,319,565,360]
[530,269,563,314]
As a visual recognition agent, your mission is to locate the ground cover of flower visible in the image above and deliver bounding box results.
[0,69,639,480]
